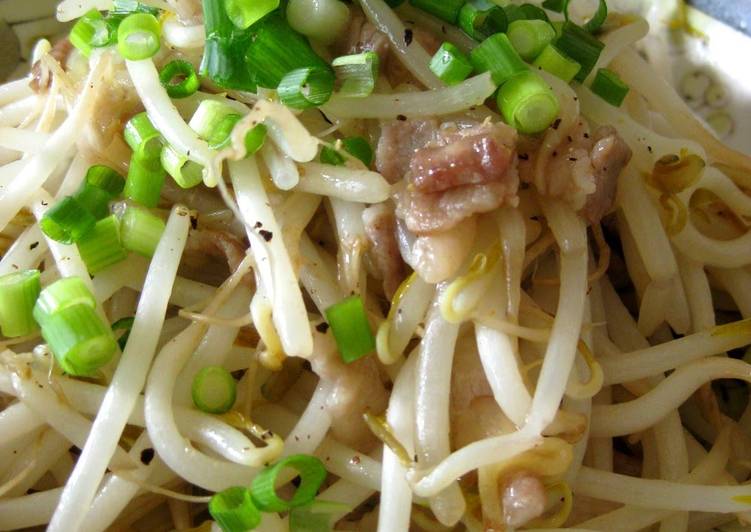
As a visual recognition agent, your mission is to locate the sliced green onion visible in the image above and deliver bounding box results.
[507,19,556,61]
[224,0,279,30]
[120,205,165,258]
[74,165,124,220]
[250,455,327,512]
[124,112,163,161]
[77,215,128,274]
[498,71,560,135]
[533,43,581,83]
[503,4,526,24]
[385,0,405,5]
[191,366,237,414]
[325,295,375,363]
[342,137,374,167]
[541,0,564,12]
[117,13,161,61]
[111,316,134,350]
[0,270,41,338]
[244,12,330,89]
[206,113,241,150]
[209,487,261,532]
[188,99,237,141]
[470,33,528,86]
[201,0,256,91]
[560,0,608,33]
[84,165,126,197]
[69,9,111,57]
[591,67,630,107]
[409,0,465,24]
[161,145,204,189]
[40,303,117,376]
[243,124,268,156]
[555,21,604,82]
[73,183,113,220]
[205,115,268,156]
[159,60,200,99]
[520,3,551,22]
[320,146,345,166]
[33,277,96,324]
[278,67,335,110]
[429,42,473,86]
[124,154,165,208]
[332,52,379,98]
[40,196,97,245]
[289,501,351,532]
[458,0,507,40]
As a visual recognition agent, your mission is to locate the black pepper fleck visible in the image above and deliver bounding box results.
[518,153,529,161]
[29,242,39,250]
[316,322,330,334]
[190,216,198,230]
[404,29,413,46]
[140,448,155,465]
[569,157,578,162]
[396,114,407,121]
[552,118,562,130]
[259,229,273,242]
[254,221,263,228]
[583,132,590,139]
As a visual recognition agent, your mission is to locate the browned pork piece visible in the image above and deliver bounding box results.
[394,121,520,234]
[310,330,389,451]
[362,203,405,299]
[518,121,632,224]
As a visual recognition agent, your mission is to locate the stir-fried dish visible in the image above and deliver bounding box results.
[2,0,751,530]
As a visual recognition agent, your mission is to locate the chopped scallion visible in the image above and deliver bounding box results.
[533,43,581,83]
[470,33,528,86]
[111,0,159,15]
[124,112,163,161]
[111,316,134,350]
[332,52,379,98]
[224,0,279,29]
[321,139,373,167]
[191,366,237,414]
[325,295,375,363]
[244,12,330,89]
[520,3,551,22]
[559,0,608,33]
[33,277,96,323]
[124,154,166,208]
[497,70,560,135]
[409,0,465,24]
[541,0,564,12]
[243,123,268,156]
[70,9,111,57]
[554,21,604,82]
[77,215,128,274]
[120,205,165,258]
[342,137,374,167]
[159,60,200,99]
[507,19,556,61]
[40,303,117,376]
[591,67,630,107]
[188,99,237,141]
[458,0,507,40]
[289,501,351,532]
[278,67,335,110]
[73,183,113,220]
[116,12,161,60]
[0,270,40,338]
[209,487,261,532]
[84,165,126,197]
[40,196,97,245]
[429,42,473,86]
[201,0,256,91]
[161,145,204,189]
[250,455,327,512]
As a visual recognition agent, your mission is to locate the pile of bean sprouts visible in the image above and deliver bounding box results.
[2,0,751,531]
